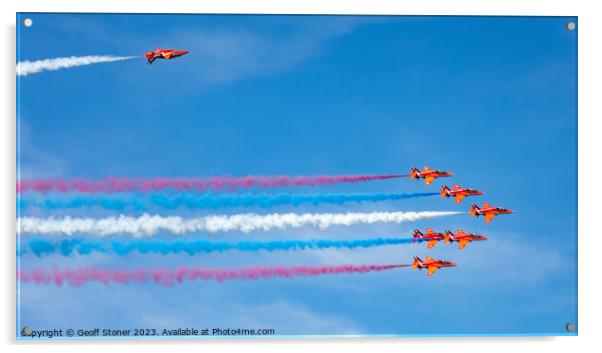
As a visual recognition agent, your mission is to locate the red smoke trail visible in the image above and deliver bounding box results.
[17,175,406,194]
[17,264,409,286]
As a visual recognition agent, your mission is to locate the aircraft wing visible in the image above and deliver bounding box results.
[458,239,470,249]
[485,213,496,223]
[455,194,465,203]
[425,176,435,185]
[427,266,438,276]
[427,240,438,249]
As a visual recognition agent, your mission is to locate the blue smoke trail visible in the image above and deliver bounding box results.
[18,192,438,211]
[21,237,421,257]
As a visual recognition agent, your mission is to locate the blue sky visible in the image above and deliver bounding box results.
[16,14,577,336]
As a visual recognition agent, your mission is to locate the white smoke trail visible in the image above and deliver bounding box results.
[19,211,461,237]
[17,55,137,76]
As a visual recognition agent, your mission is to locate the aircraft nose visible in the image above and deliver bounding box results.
[449,262,457,267]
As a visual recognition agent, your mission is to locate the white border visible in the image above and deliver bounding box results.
[2,1,601,352]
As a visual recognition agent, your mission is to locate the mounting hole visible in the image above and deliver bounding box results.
[23,18,32,27]
[566,322,576,332]
[567,22,576,31]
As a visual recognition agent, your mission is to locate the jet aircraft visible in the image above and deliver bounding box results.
[411,256,457,276]
[470,203,513,223]
[413,228,446,249]
[443,229,488,249]
[409,166,453,185]
[144,48,189,65]
[440,184,484,203]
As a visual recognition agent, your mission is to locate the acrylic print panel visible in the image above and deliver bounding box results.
[16,13,577,339]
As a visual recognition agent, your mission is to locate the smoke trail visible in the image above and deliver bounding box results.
[19,211,460,236]
[17,264,408,286]
[17,174,406,194]
[16,55,137,76]
[22,237,421,257]
[18,192,438,211]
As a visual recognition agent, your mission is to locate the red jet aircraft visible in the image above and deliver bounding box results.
[144,48,189,65]
[470,203,513,223]
[409,166,453,185]
[443,229,488,249]
[411,256,457,276]
[413,228,446,249]
[440,184,484,203]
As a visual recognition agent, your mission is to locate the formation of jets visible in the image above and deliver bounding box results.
[407,166,513,276]
[412,228,488,250]
[144,48,189,65]
[407,166,513,223]
[135,50,507,279]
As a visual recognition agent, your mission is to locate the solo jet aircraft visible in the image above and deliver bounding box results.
[470,203,513,223]
[443,229,488,249]
[144,48,189,65]
[411,256,457,276]
[409,166,453,185]
[413,228,446,249]
[440,184,484,203]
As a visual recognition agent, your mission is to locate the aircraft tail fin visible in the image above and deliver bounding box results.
[409,166,419,180]
[443,230,453,243]
[411,256,422,269]
[412,229,423,239]
[470,204,479,217]
[440,185,449,198]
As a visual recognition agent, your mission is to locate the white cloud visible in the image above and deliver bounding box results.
[17,119,68,178]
